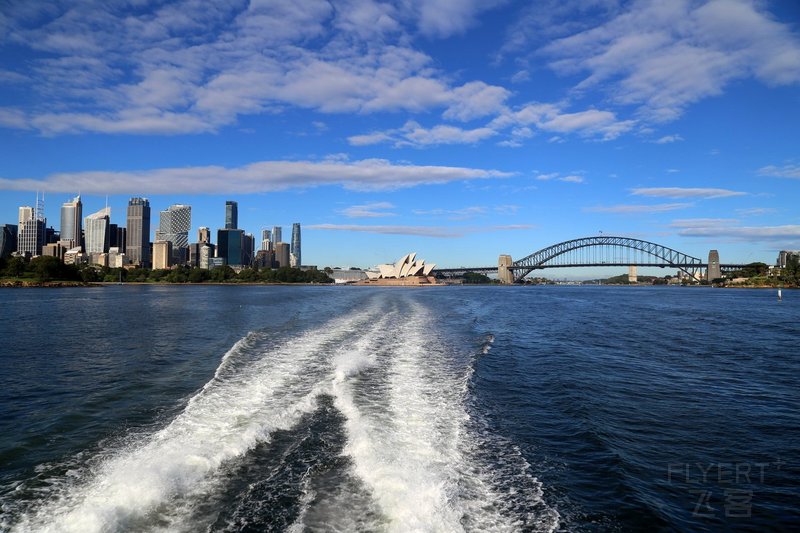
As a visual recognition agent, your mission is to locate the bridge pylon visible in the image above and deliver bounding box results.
[498,254,514,284]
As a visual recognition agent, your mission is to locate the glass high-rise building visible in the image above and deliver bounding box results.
[158,204,191,263]
[217,228,243,267]
[272,226,282,247]
[0,224,18,258]
[127,197,151,267]
[291,223,301,268]
[261,229,271,251]
[60,195,82,250]
[85,207,111,254]
[225,201,238,229]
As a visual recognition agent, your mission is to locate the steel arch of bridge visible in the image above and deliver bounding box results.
[511,236,703,281]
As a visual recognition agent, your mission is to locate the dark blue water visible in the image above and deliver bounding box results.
[0,285,797,531]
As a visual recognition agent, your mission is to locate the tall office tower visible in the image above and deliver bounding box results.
[159,204,191,264]
[198,226,210,244]
[274,242,290,268]
[127,197,151,267]
[60,195,83,250]
[272,226,282,247]
[217,228,243,267]
[225,201,238,229]
[0,224,18,258]
[109,224,127,253]
[17,204,45,257]
[152,241,172,269]
[242,233,255,267]
[291,223,301,268]
[85,207,111,254]
[261,229,271,251]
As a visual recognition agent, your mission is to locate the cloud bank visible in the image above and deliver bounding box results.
[0,159,512,194]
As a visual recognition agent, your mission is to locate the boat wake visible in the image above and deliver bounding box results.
[4,293,559,532]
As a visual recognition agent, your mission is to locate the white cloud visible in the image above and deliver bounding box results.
[631,187,746,199]
[560,175,584,183]
[587,203,693,214]
[678,224,800,244]
[654,134,684,144]
[735,207,776,216]
[538,0,800,121]
[533,171,584,183]
[0,158,512,194]
[348,120,497,148]
[757,164,800,179]
[670,218,739,228]
[0,1,510,135]
[306,222,533,238]
[340,202,397,218]
[412,206,487,220]
[491,102,636,140]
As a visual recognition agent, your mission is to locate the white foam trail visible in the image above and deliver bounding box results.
[329,297,558,532]
[11,305,379,533]
[330,299,471,531]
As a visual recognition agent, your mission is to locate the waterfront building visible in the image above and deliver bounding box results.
[152,240,172,270]
[127,197,151,268]
[291,223,301,268]
[208,257,226,269]
[42,242,65,261]
[198,227,210,244]
[17,205,45,257]
[275,242,290,268]
[109,224,126,253]
[217,228,243,267]
[0,224,18,258]
[108,247,126,268]
[85,207,111,254]
[225,201,238,229]
[272,226,282,247]
[158,204,191,264]
[255,249,273,268]
[199,244,214,270]
[261,229,271,251]
[242,233,255,267]
[60,195,83,250]
[777,250,800,268]
[189,242,215,268]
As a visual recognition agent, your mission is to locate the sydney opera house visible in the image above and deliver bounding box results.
[360,253,439,285]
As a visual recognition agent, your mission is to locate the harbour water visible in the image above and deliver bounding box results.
[0,285,798,531]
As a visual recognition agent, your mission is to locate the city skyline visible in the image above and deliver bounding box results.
[1,1,799,274]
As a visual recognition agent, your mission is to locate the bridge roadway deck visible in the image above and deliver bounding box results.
[435,263,747,275]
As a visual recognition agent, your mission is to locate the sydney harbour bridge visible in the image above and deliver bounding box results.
[435,235,747,284]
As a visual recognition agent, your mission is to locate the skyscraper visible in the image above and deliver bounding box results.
[217,228,243,267]
[198,226,210,244]
[60,195,83,250]
[225,201,238,229]
[158,204,191,264]
[0,224,18,258]
[275,242,290,268]
[261,229,271,251]
[272,226,282,247]
[127,197,151,267]
[84,207,111,254]
[17,204,45,257]
[242,233,255,267]
[291,223,301,268]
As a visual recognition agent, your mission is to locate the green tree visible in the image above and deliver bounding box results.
[4,256,26,278]
[188,268,210,283]
[30,256,64,281]
[463,271,492,284]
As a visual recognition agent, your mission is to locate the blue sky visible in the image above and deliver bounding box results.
[1,0,799,275]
